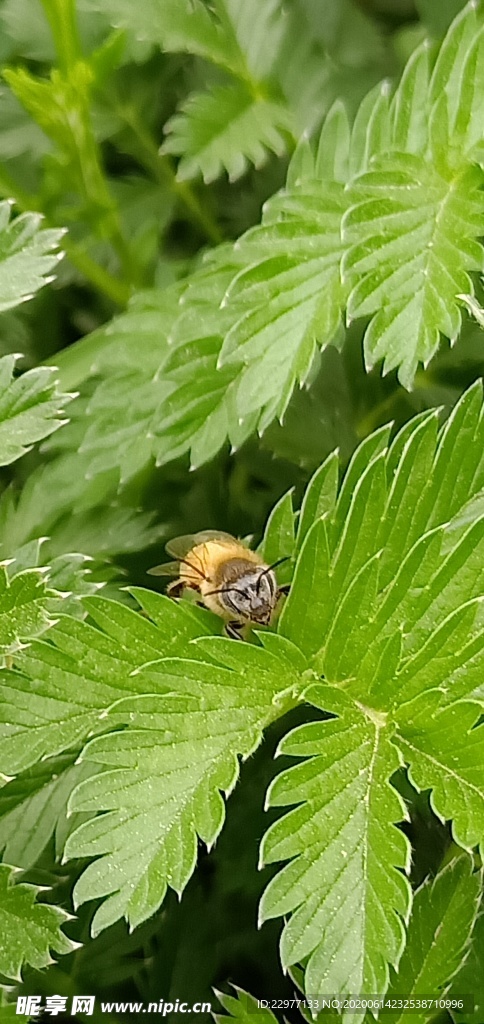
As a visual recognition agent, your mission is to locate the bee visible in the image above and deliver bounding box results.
[148,530,289,639]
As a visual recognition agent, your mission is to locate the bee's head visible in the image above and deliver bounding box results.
[218,566,277,624]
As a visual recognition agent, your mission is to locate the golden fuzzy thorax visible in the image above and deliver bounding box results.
[178,539,266,620]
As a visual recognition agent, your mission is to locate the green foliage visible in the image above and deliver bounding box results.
[82,0,388,186]
[214,986,278,1024]
[0,591,211,776]
[0,999,18,1024]
[260,687,410,1002]
[0,753,90,871]
[68,652,290,932]
[1,384,483,1019]
[380,855,481,1024]
[0,355,71,466]
[45,2,484,483]
[0,441,162,562]
[0,565,55,653]
[16,614,299,935]
[161,84,292,185]
[450,891,484,1022]
[82,0,236,69]
[0,202,65,313]
[0,864,75,981]
[344,158,484,387]
[218,857,481,1024]
[258,383,484,1016]
[1,0,484,1019]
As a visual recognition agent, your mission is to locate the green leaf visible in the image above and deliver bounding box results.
[457,291,484,327]
[262,346,357,473]
[258,488,295,584]
[8,382,484,982]
[396,698,484,852]
[250,386,484,1003]
[0,355,71,466]
[259,685,410,1018]
[0,998,18,1024]
[213,986,278,1024]
[71,279,242,475]
[450,890,484,1023]
[390,42,431,155]
[1,0,109,62]
[0,864,76,981]
[426,380,484,529]
[213,0,287,81]
[0,591,211,775]
[278,516,332,660]
[343,155,484,388]
[0,592,299,937]
[5,542,101,619]
[331,422,392,538]
[0,566,55,654]
[0,202,65,313]
[81,0,237,72]
[427,2,484,164]
[450,24,484,160]
[273,10,334,137]
[279,382,484,701]
[75,307,171,482]
[38,2,484,482]
[295,452,339,552]
[0,753,91,870]
[218,181,348,428]
[381,854,481,1024]
[45,505,163,562]
[428,2,480,123]
[162,83,292,184]
[0,438,162,561]
[348,81,392,178]
[388,599,484,709]
[278,426,389,663]
[0,0,56,61]
[65,637,298,935]
[151,334,236,470]
[314,100,351,184]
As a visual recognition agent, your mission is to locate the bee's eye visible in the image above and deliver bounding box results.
[219,587,250,617]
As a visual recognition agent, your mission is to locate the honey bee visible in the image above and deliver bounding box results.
[148,530,289,639]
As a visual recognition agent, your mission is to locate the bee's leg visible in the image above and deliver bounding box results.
[226,620,245,641]
[278,585,291,596]
[167,580,186,599]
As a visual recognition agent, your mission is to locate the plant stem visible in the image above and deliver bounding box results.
[117,105,223,245]
[62,241,130,305]
[356,391,401,439]
[39,0,82,72]
[38,0,140,287]
[0,167,129,306]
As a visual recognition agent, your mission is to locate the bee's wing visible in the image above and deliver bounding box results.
[165,533,198,559]
[147,560,181,577]
[165,530,236,558]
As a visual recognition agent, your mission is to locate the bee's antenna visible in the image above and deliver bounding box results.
[204,585,240,597]
[262,556,290,575]
[256,555,290,594]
